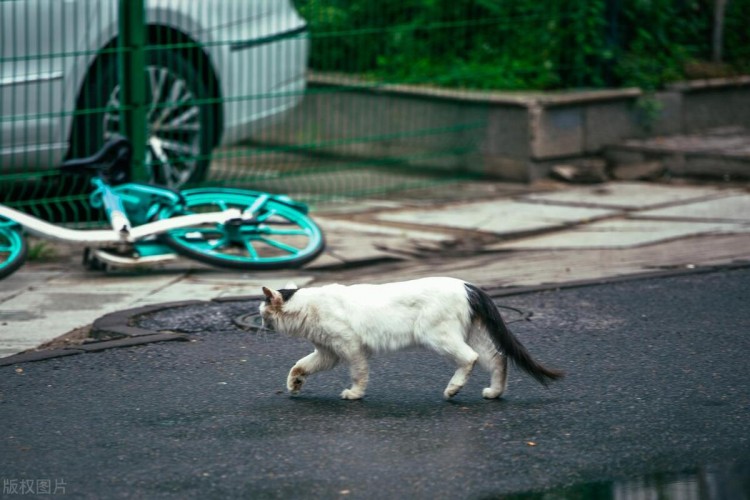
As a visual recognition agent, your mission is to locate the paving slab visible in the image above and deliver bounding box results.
[127,275,314,305]
[488,219,744,250]
[636,193,750,222]
[310,217,453,268]
[0,270,65,302]
[389,233,750,288]
[376,200,616,235]
[521,182,723,209]
[315,199,406,215]
[317,217,452,242]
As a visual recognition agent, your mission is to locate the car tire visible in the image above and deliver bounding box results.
[70,49,216,187]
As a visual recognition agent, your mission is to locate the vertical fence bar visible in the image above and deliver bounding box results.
[118,0,147,181]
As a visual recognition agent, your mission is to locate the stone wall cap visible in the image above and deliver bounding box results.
[665,75,750,91]
[308,71,642,107]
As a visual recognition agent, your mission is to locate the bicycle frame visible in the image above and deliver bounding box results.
[0,180,243,247]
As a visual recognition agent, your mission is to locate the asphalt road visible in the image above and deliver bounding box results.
[2,268,749,499]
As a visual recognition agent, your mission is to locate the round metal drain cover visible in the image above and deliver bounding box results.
[233,312,265,331]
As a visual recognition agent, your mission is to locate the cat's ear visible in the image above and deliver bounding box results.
[262,286,283,306]
[284,281,298,290]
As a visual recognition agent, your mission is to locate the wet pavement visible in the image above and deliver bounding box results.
[2,268,749,498]
[506,460,750,500]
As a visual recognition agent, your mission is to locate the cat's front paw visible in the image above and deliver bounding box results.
[443,384,461,399]
[340,388,364,400]
[287,366,306,395]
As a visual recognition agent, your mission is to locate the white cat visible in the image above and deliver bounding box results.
[259,277,563,400]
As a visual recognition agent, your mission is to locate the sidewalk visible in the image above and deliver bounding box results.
[2,179,749,358]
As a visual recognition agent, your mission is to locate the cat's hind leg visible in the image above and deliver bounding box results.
[470,329,508,399]
[287,347,339,395]
[480,353,508,399]
[440,342,479,400]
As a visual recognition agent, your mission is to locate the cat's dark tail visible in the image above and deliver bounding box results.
[465,283,564,386]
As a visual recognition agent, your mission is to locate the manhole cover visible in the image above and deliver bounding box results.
[132,299,262,334]
[233,312,266,331]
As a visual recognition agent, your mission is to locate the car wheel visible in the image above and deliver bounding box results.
[70,50,216,187]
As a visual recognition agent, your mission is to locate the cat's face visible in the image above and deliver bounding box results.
[259,286,284,330]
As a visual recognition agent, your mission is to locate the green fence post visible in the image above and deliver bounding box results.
[118,0,147,181]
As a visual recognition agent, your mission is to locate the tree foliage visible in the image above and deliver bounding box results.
[295,0,749,90]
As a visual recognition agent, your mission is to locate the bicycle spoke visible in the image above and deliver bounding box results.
[208,236,229,251]
[258,237,300,255]
[243,238,259,260]
[255,210,276,223]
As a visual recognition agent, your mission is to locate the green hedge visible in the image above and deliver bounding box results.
[295,0,750,90]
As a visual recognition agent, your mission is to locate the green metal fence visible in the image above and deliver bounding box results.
[0,0,491,223]
[2,1,748,222]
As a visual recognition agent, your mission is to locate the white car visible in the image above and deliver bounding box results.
[0,0,308,187]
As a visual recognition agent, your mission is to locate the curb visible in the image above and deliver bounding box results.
[0,332,191,367]
[484,260,750,298]
[2,262,749,367]
[0,301,203,368]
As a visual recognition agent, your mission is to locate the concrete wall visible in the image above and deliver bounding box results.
[677,82,750,132]
[254,75,750,182]
[256,84,488,173]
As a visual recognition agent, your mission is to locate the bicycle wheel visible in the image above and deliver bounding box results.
[0,218,27,280]
[158,191,325,270]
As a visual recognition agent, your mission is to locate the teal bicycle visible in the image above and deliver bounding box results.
[0,136,325,279]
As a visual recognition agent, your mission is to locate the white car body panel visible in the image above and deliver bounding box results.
[0,0,308,171]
